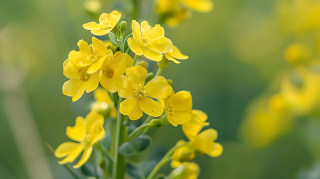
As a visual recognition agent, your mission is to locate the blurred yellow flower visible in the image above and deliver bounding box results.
[161,91,192,127]
[118,65,172,120]
[62,60,100,101]
[69,37,109,74]
[171,140,195,168]
[190,128,223,157]
[284,43,310,64]
[83,11,121,36]
[156,0,213,13]
[182,110,209,140]
[91,88,117,118]
[164,45,189,64]
[128,20,173,61]
[170,162,200,179]
[99,51,133,93]
[55,111,105,168]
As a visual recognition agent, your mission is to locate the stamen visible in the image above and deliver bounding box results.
[104,68,114,78]
[133,84,147,99]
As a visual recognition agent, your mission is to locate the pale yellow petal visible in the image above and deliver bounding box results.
[92,36,107,55]
[168,91,192,112]
[83,22,100,30]
[208,143,223,157]
[91,29,110,36]
[66,117,86,142]
[62,79,87,102]
[145,76,173,99]
[150,37,173,53]
[198,128,218,141]
[144,48,163,61]
[171,111,191,125]
[182,0,213,13]
[109,10,121,27]
[164,53,181,64]
[171,160,182,168]
[86,71,100,93]
[132,20,142,40]
[125,65,147,86]
[63,60,85,79]
[99,72,117,93]
[55,142,81,158]
[191,110,208,123]
[94,88,113,104]
[166,111,178,127]
[116,75,134,98]
[148,26,164,40]
[78,40,92,55]
[87,56,106,74]
[99,13,109,22]
[58,144,83,165]
[90,120,105,145]
[73,147,93,168]
[139,97,163,117]
[141,21,152,38]
[182,122,202,141]
[128,38,143,56]
[85,111,104,134]
[120,97,143,120]
[168,45,188,60]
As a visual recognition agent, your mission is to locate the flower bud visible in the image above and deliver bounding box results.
[167,79,173,85]
[99,157,106,169]
[138,61,147,69]
[171,145,195,162]
[169,162,200,179]
[285,43,310,64]
[91,101,111,118]
[157,56,170,68]
[160,114,170,126]
[120,21,127,39]
[149,119,162,128]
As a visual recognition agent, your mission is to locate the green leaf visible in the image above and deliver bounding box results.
[124,33,132,53]
[119,135,151,156]
[80,162,95,177]
[126,163,145,179]
[108,32,119,47]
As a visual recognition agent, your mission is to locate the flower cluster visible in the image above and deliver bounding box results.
[55,8,221,179]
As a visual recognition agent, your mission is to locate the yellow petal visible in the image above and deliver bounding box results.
[99,72,117,93]
[166,111,178,127]
[83,22,100,30]
[208,143,223,157]
[182,0,213,13]
[90,120,105,145]
[120,97,143,120]
[145,76,173,99]
[55,142,81,158]
[141,21,152,38]
[109,10,121,26]
[66,117,86,142]
[148,26,164,40]
[132,20,142,40]
[112,53,130,77]
[139,97,163,117]
[125,65,148,86]
[91,29,110,36]
[182,122,202,141]
[86,71,100,93]
[85,111,104,134]
[116,75,134,98]
[63,79,87,102]
[164,53,181,64]
[73,147,93,168]
[87,56,106,74]
[150,37,173,53]
[144,48,163,61]
[198,128,218,141]
[171,160,182,168]
[128,38,143,56]
[92,37,107,55]
[170,111,191,125]
[191,110,208,123]
[69,53,91,68]
[94,87,113,104]
[167,45,188,60]
[58,144,83,165]
[78,40,92,55]
[168,91,192,112]
[63,60,86,79]
[99,13,109,22]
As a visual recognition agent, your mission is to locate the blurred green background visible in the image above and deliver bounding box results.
[0,0,318,178]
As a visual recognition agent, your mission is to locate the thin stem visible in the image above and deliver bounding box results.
[140,116,154,136]
[146,142,188,179]
[102,167,108,179]
[133,54,138,66]
[96,142,114,163]
[128,123,150,141]
[155,67,163,76]
[112,92,119,107]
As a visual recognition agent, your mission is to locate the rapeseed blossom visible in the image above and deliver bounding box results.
[83,10,121,36]
[91,88,117,118]
[170,162,200,179]
[128,20,173,61]
[164,45,189,64]
[182,110,209,140]
[118,65,172,120]
[55,111,105,168]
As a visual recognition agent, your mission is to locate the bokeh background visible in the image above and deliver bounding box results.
[1,0,320,178]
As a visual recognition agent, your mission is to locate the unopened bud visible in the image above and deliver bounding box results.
[120,21,127,39]
[171,145,195,162]
[99,157,106,169]
[160,115,170,126]
[167,79,173,85]
[149,119,162,128]
[138,61,147,68]
[157,56,170,68]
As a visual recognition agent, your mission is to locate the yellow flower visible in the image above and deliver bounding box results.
[83,11,121,36]
[164,45,188,63]
[170,162,200,179]
[99,51,133,93]
[91,88,117,118]
[161,91,192,127]
[62,60,100,101]
[69,37,110,74]
[190,129,223,157]
[182,110,209,140]
[128,20,173,61]
[181,0,213,13]
[284,43,310,64]
[171,140,195,168]
[54,111,105,168]
[165,8,191,27]
[118,65,172,120]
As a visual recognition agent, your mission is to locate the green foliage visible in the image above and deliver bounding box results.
[119,135,152,156]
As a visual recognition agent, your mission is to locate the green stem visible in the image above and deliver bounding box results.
[112,93,119,107]
[96,142,114,163]
[146,143,188,179]
[128,123,150,141]
[113,98,127,179]
[140,116,154,136]
[133,54,138,66]
[63,165,81,179]
[155,67,163,76]
[102,167,108,179]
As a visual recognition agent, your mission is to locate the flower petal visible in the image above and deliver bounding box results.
[55,142,81,158]
[168,45,189,60]
[85,111,104,134]
[78,40,92,55]
[120,97,143,120]
[66,117,86,142]
[208,143,223,157]
[166,111,178,127]
[90,120,105,145]
[92,37,107,55]
[109,10,121,27]
[191,110,208,123]
[141,21,152,38]
[128,38,143,56]
[139,97,163,117]
[148,26,164,40]
[198,128,218,141]
[87,56,106,74]
[125,65,148,86]
[149,37,173,53]
[182,0,213,13]
[58,144,83,165]
[83,22,101,30]
[86,71,100,93]
[168,91,192,112]
[171,111,191,125]
[144,48,163,61]
[116,75,134,98]
[164,53,181,64]
[73,147,93,168]
[91,29,110,36]
[145,76,172,99]
[99,72,117,93]
[99,13,109,22]
[94,88,113,104]
[132,20,142,40]
[63,60,86,79]
[63,79,87,102]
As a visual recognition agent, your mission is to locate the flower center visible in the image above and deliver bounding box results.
[165,103,174,115]
[104,68,114,78]
[87,51,101,63]
[82,135,91,149]
[139,37,150,50]
[133,84,147,99]
[99,20,112,30]
[80,73,90,81]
